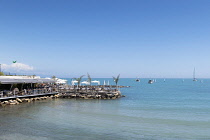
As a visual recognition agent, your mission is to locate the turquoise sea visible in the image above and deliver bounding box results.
[0,78,210,140]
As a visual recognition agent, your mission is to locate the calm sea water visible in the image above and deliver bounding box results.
[0,78,210,140]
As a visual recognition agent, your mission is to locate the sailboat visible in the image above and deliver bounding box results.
[193,67,197,81]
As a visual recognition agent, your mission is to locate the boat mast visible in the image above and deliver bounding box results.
[193,67,197,81]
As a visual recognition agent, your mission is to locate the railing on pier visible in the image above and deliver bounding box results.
[0,88,56,98]
[0,85,120,98]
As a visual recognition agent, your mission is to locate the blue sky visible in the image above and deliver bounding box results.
[0,0,210,78]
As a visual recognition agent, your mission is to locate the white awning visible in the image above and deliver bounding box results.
[0,78,55,84]
[91,80,100,85]
[55,78,68,84]
[71,80,78,85]
[81,81,90,85]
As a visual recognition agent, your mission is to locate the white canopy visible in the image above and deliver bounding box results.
[81,81,90,85]
[71,80,100,85]
[55,78,67,84]
[71,80,78,85]
[91,80,100,85]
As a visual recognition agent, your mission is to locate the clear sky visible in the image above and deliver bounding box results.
[0,0,210,78]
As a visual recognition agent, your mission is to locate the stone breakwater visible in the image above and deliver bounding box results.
[0,90,125,106]
[0,94,60,106]
[60,90,124,99]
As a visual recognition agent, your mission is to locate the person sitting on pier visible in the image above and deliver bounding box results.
[48,87,51,92]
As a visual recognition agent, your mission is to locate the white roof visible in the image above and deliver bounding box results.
[81,81,90,84]
[0,78,55,84]
[55,78,67,84]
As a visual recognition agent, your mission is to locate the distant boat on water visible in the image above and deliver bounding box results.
[136,79,140,82]
[135,77,140,82]
[193,67,197,81]
[148,79,154,84]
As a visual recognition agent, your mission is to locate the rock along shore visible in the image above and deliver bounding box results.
[59,90,124,100]
[0,94,60,106]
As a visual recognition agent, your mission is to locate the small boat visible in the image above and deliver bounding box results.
[136,79,140,82]
[135,77,140,82]
[193,78,197,81]
[148,79,154,84]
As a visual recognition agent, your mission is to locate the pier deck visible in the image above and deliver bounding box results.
[0,92,58,101]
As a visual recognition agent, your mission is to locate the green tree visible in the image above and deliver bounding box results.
[113,74,120,90]
[0,72,4,76]
[86,73,92,92]
[73,75,85,86]
[87,73,91,86]
[52,75,56,80]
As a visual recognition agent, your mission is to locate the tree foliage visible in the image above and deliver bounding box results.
[52,75,56,80]
[0,72,4,76]
[73,75,85,86]
[87,73,91,85]
[113,74,120,86]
